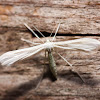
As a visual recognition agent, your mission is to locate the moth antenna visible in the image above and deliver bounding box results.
[21,38,41,45]
[33,25,45,38]
[57,53,73,67]
[52,23,60,41]
[24,23,43,43]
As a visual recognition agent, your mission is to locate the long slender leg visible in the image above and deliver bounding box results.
[50,24,57,37]
[32,25,45,38]
[24,23,44,43]
[57,52,85,83]
[21,38,41,45]
[52,23,60,41]
[34,50,47,90]
[57,53,73,67]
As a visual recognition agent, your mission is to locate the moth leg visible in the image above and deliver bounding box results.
[57,53,85,83]
[21,38,41,45]
[70,69,85,83]
[34,50,47,90]
[57,53,73,67]
[52,23,60,41]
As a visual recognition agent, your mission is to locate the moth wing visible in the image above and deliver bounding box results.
[0,44,44,66]
[54,38,100,51]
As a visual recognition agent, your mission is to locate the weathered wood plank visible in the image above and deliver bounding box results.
[0,0,100,99]
[0,0,100,34]
[0,35,100,100]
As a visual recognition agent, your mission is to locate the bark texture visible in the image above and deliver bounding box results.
[0,0,100,100]
[0,36,100,100]
[0,0,100,34]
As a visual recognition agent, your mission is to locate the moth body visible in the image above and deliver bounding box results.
[43,40,54,49]
[47,49,57,80]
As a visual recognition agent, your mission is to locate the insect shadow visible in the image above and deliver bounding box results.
[1,68,99,100]
[0,65,57,100]
[1,76,41,100]
[0,23,100,100]
[58,69,100,86]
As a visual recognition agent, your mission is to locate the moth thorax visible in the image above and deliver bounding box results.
[44,41,54,49]
[46,48,53,52]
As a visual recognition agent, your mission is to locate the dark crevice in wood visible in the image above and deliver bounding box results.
[52,33,100,37]
[0,27,100,37]
[30,31,100,37]
[0,26,100,37]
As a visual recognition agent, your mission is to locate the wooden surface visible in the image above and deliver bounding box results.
[0,35,100,100]
[0,0,100,100]
[0,0,100,34]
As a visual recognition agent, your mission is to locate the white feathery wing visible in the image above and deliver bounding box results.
[54,38,100,51]
[0,38,100,66]
[0,44,44,66]
[1,23,100,67]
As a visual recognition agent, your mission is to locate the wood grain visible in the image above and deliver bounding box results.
[0,0,100,99]
[0,35,100,100]
[0,0,100,34]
